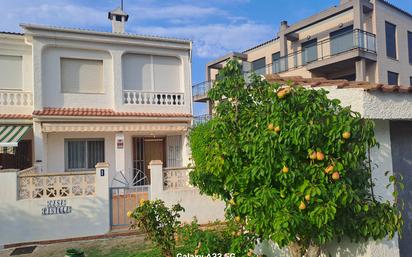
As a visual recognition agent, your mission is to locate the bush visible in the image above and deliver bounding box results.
[129,200,184,257]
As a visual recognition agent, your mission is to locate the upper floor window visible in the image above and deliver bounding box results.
[410,76,412,86]
[408,31,412,64]
[123,54,181,92]
[302,39,318,65]
[385,21,397,59]
[65,139,105,171]
[272,52,281,73]
[330,25,354,55]
[252,57,266,75]
[0,55,22,90]
[388,71,399,86]
[61,58,104,94]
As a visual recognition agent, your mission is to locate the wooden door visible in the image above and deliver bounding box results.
[144,139,165,183]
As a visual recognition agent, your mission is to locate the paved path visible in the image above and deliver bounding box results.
[0,234,148,257]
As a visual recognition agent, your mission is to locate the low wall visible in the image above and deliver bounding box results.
[150,161,225,224]
[0,163,110,247]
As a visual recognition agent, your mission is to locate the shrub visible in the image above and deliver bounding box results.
[129,200,184,257]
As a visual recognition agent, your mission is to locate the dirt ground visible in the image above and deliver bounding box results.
[0,234,149,257]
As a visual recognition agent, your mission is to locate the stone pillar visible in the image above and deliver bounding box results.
[149,160,164,200]
[111,50,124,111]
[33,121,45,172]
[279,21,289,57]
[353,0,364,30]
[115,132,125,175]
[95,162,110,233]
[356,59,366,81]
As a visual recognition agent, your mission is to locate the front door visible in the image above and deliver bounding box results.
[132,137,165,185]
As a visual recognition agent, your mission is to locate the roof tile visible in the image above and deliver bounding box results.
[32,108,192,118]
[0,114,32,119]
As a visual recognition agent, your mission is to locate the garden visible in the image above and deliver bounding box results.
[68,59,403,257]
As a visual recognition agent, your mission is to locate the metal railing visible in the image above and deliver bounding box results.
[251,29,376,75]
[193,114,212,125]
[192,80,214,99]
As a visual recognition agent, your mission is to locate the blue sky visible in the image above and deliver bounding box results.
[0,0,411,114]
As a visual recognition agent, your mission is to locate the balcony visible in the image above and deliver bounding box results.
[192,80,214,102]
[0,90,33,107]
[253,29,377,75]
[193,114,212,125]
[123,90,185,106]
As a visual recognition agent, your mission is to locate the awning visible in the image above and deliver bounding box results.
[0,125,32,147]
[42,123,188,133]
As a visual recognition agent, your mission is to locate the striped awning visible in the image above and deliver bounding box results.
[0,125,32,147]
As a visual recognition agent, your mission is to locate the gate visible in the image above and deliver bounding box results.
[110,169,150,228]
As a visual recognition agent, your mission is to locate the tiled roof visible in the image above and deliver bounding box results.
[265,74,412,94]
[0,31,24,36]
[0,114,32,119]
[33,108,192,118]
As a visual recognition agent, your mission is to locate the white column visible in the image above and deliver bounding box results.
[356,59,366,82]
[32,40,45,111]
[149,160,164,200]
[111,50,124,111]
[115,132,125,175]
[33,121,46,172]
[95,162,110,233]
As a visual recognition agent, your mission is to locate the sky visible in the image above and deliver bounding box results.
[1,0,411,114]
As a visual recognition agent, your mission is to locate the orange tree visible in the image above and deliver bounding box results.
[189,60,403,257]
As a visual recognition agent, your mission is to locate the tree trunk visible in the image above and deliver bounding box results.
[306,243,321,257]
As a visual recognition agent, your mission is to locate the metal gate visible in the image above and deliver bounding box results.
[110,169,150,228]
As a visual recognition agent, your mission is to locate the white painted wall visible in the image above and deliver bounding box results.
[41,47,114,109]
[0,164,110,247]
[149,162,225,224]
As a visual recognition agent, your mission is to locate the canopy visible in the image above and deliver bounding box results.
[0,125,32,147]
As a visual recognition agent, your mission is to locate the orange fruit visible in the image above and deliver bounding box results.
[277,90,287,99]
[268,123,274,130]
[299,201,306,210]
[342,131,351,139]
[324,165,334,174]
[332,171,340,181]
[234,216,241,222]
[274,126,281,133]
[305,194,311,201]
[309,151,317,160]
[282,166,289,173]
[316,152,325,161]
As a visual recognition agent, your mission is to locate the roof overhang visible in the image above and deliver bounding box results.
[206,52,247,69]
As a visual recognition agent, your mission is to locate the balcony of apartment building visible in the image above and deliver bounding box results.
[254,28,377,79]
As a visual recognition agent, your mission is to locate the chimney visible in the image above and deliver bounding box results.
[108,2,129,33]
[280,20,289,31]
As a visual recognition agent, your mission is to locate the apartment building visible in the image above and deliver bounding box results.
[194,0,412,107]
[0,6,193,185]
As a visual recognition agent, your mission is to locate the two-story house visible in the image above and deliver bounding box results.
[0,7,193,186]
[194,0,412,113]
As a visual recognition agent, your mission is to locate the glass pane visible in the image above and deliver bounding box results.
[302,39,318,65]
[252,58,266,75]
[67,141,86,170]
[87,140,105,169]
[385,22,397,59]
[388,71,399,86]
[330,26,354,55]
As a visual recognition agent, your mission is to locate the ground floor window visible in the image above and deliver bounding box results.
[0,140,32,170]
[65,139,104,171]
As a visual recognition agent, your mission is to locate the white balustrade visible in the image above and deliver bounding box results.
[0,91,33,106]
[18,171,96,199]
[123,90,185,106]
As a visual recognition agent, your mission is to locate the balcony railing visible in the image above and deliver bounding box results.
[123,90,185,106]
[252,29,377,75]
[193,80,214,99]
[0,90,33,107]
[193,114,212,125]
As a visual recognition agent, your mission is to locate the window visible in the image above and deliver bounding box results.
[0,55,22,90]
[65,139,104,171]
[410,76,412,86]
[61,58,103,94]
[272,52,281,73]
[302,39,318,64]
[330,25,354,55]
[252,58,266,75]
[385,21,397,59]
[388,71,399,86]
[408,31,412,64]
